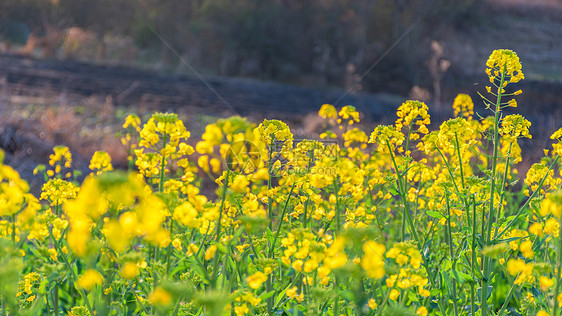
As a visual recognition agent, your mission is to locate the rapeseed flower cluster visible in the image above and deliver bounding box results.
[452,93,474,120]
[486,49,524,84]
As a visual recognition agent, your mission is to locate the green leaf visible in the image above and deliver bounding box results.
[426,211,444,219]
[259,290,275,300]
[442,271,454,299]
[477,286,493,301]
[442,260,452,271]
[430,288,441,296]
[266,228,274,245]
[407,291,419,303]
[505,215,516,222]
[452,270,473,284]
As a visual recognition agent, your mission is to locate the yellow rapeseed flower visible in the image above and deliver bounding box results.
[485,49,524,84]
[172,238,182,251]
[49,146,72,169]
[205,245,217,261]
[77,270,103,291]
[389,289,400,301]
[368,298,377,310]
[452,94,474,120]
[149,287,172,306]
[234,303,249,316]
[361,241,386,279]
[246,271,267,289]
[539,276,554,291]
[89,151,113,175]
[120,262,140,280]
[416,306,428,316]
[40,178,79,206]
[231,175,249,193]
[318,104,338,120]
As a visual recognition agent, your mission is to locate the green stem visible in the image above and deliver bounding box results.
[454,133,465,190]
[266,145,274,314]
[482,67,506,316]
[11,215,16,246]
[267,141,274,230]
[334,176,341,235]
[159,130,167,193]
[48,228,95,316]
[367,183,387,248]
[553,220,562,316]
[333,276,339,316]
[387,143,418,243]
[435,147,463,204]
[166,219,175,277]
[211,169,230,289]
[445,194,459,316]
[269,182,296,257]
[53,285,59,316]
[470,195,477,316]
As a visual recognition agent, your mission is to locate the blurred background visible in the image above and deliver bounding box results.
[0,0,560,189]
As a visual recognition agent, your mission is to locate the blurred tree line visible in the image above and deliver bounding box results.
[0,0,479,94]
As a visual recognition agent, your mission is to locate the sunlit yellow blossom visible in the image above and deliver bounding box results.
[49,146,72,169]
[389,289,400,301]
[174,202,199,228]
[541,194,562,218]
[319,104,338,120]
[416,306,428,316]
[149,287,172,306]
[205,245,217,261]
[452,94,474,120]
[500,114,531,141]
[234,304,249,316]
[369,125,404,154]
[48,248,57,261]
[539,276,554,291]
[361,241,385,278]
[368,298,378,310]
[338,105,361,125]
[485,49,524,84]
[506,259,526,276]
[544,218,559,237]
[246,271,267,289]
[292,260,303,272]
[519,240,533,258]
[528,222,543,236]
[40,178,79,206]
[525,163,559,197]
[123,114,141,130]
[120,262,140,280]
[395,100,431,141]
[89,151,113,175]
[286,286,304,302]
[77,270,103,291]
[231,175,249,193]
[172,238,182,251]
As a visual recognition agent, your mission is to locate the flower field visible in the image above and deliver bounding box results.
[1,49,561,315]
